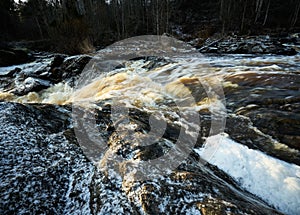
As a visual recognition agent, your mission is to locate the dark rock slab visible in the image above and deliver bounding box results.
[226,114,300,165]
[0,48,32,67]
[224,71,300,157]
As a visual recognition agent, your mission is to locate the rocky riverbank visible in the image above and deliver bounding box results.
[0,39,299,215]
[1,33,299,69]
[0,53,91,97]
[197,34,300,55]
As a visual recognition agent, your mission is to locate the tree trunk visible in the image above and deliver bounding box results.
[255,0,263,23]
[240,0,248,33]
[291,0,300,27]
[156,0,159,35]
[263,0,270,26]
[35,16,44,39]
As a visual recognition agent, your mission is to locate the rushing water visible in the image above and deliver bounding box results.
[1,53,299,105]
[0,52,299,214]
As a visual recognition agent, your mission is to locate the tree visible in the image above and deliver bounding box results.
[0,0,18,40]
[290,0,300,28]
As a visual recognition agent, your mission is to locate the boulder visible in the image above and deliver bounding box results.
[0,48,31,67]
[46,55,92,84]
[13,77,51,96]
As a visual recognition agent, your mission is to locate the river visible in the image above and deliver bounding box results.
[0,42,299,214]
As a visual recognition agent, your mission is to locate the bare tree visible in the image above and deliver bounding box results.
[263,0,270,26]
[291,0,300,27]
[255,0,264,23]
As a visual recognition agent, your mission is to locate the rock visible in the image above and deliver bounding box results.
[47,55,92,85]
[239,108,300,151]
[0,54,92,95]
[199,35,298,55]
[13,77,51,96]
[224,71,300,163]
[0,48,31,67]
[226,114,300,165]
[141,56,171,70]
[0,67,21,78]
[252,45,263,53]
[50,55,65,69]
[0,102,282,214]
[0,68,22,91]
[60,55,92,80]
[277,47,297,55]
[33,54,67,83]
[206,46,218,53]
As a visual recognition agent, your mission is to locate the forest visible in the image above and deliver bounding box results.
[1,1,300,215]
[1,0,300,54]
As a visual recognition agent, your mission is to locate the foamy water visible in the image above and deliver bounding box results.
[0,82,73,105]
[195,134,300,215]
[1,53,299,107]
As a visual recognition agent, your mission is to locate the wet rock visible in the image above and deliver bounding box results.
[0,54,92,95]
[13,77,51,96]
[205,46,218,53]
[0,67,21,77]
[238,108,300,151]
[74,104,281,214]
[0,53,60,93]
[0,67,22,91]
[33,55,67,83]
[50,55,65,69]
[226,114,300,165]
[224,71,300,163]
[252,45,264,53]
[123,164,281,215]
[200,35,298,55]
[35,55,92,85]
[131,56,171,70]
[0,102,96,214]
[0,102,282,214]
[59,55,92,83]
